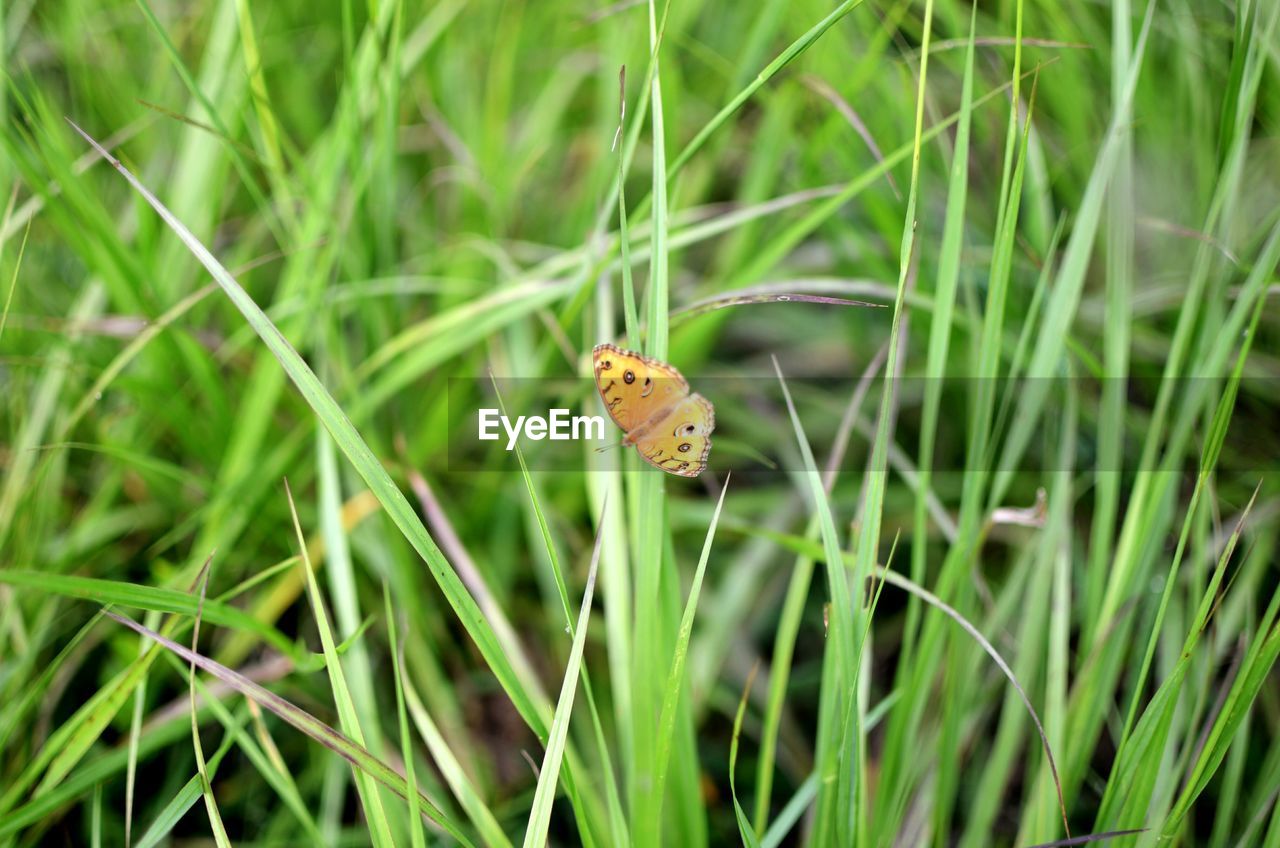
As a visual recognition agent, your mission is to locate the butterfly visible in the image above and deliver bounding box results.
[592,343,714,477]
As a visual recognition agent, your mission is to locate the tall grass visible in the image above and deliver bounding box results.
[2,1,1278,846]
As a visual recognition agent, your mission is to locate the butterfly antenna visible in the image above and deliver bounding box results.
[594,439,624,454]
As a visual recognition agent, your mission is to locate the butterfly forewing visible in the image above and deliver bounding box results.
[592,343,689,432]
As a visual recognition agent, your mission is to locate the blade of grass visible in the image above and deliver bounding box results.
[316,429,383,753]
[650,475,731,823]
[490,379,627,848]
[1094,279,1271,830]
[1107,304,1275,837]
[760,774,817,848]
[157,650,326,844]
[853,0,939,838]
[522,499,606,848]
[103,609,474,845]
[284,478,395,848]
[664,0,867,181]
[404,679,512,848]
[0,571,298,660]
[615,65,640,350]
[989,2,1155,507]
[0,595,195,815]
[906,0,976,671]
[385,585,426,848]
[133,0,289,245]
[771,356,856,844]
[187,561,232,848]
[132,707,249,848]
[0,281,105,556]
[729,519,1071,834]
[0,215,29,343]
[752,342,887,833]
[1085,0,1137,631]
[729,663,763,848]
[1094,485,1259,833]
[644,0,669,363]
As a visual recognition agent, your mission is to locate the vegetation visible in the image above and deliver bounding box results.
[1,0,1278,845]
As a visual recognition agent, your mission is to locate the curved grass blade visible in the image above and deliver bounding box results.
[727,521,1070,834]
[103,610,475,846]
[157,651,325,845]
[0,571,298,660]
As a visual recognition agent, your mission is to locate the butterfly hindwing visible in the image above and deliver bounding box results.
[633,393,714,477]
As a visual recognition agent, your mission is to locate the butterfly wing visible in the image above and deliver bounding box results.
[592,343,689,433]
[632,393,715,477]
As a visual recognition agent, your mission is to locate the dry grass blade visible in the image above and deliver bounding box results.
[670,292,885,326]
[1024,828,1146,847]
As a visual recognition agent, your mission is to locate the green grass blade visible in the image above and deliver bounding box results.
[186,562,233,848]
[522,501,606,848]
[285,479,396,848]
[133,709,248,848]
[665,0,867,180]
[771,356,856,843]
[492,379,627,848]
[989,2,1155,506]
[385,585,427,848]
[0,571,298,660]
[404,679,512,848]
[907,0,976,669]
[650,476,731,822]
[729,665,763,848]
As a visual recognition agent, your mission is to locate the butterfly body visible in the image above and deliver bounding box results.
[592,343,714,477]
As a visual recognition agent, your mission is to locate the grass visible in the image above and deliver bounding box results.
[2,0,1279,846]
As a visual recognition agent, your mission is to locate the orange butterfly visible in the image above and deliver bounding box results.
[592,343,714,477]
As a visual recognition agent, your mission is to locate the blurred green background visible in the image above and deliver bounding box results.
[1,0,1279,846]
